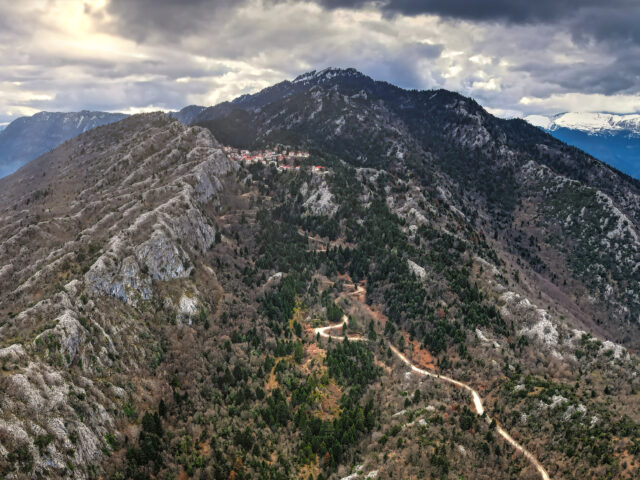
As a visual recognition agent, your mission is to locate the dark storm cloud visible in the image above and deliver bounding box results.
[573,6,640,46]
[103,0,640,55]
[317,0,640,46]
[316,0,627,23]
[44,80,192,112]
[362,42,443,89]
[515,59,640,96]
[104,0,246,42]
[101,0,640,100]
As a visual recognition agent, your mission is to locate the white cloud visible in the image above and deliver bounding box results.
[519,93,640,114]
[485,106,526,119]
[472,78,501,91]
[0,0,638,125]
[469,54,492,65]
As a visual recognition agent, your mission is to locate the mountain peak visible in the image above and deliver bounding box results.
[292,67,366,85]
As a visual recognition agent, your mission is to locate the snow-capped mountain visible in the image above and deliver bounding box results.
[525,112,640,179]
[0,110,128,178]
[526,112,640,136]
[291,67,365,85]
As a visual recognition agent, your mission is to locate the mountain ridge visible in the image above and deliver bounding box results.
[189,68,640,200]
[178,69,640,185]
[0,110,128,178]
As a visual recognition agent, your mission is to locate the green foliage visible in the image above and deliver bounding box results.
[104,433,118,450]
[430,444,450,476]
[255,205,313,272]
[123,411,165,477]
[325,301,343,324]
[262,273,307,335]
[459,406,476,431]
[122,402,137,420]
[541,182,640,319]
[261,388,290,428]
[33,434,51,451]
[297,395,376,470]
[6,443,33,472]
[321,198,507,356]
[325,339,381,393]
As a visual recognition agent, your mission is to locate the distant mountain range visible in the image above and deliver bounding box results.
[526,112,640,179]
[0,110,127,177]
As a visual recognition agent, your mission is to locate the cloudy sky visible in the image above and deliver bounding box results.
[1,0,639,126]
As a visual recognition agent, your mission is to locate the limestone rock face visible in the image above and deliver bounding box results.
[163,206,218,253]
[178,294,199,324]
[0,344,26,362]
[135,232,190,281]
[85,254,152,305]
[1,362,111,477]
[34,310,87,365]
[302,176,337,217]
[407,259,427,280]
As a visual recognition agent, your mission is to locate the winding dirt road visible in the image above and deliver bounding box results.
[314,323,551,480]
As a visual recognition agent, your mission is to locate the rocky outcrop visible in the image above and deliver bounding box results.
[0,362,111,478]
[135,231,191,281]
[34,310,87,365]
[302,177,338,217]
[178,294,199,324]
[407,259,427,280]
[83,120,235,307]
[85,254,153,305]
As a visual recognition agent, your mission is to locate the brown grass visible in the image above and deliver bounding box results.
[400,332,436,370]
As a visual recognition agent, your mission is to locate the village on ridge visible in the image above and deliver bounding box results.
[222,145,327,172]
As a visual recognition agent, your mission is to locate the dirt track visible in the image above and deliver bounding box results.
[314,322,551,480]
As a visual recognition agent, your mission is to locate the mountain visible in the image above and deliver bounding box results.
[171,104,206,124]
[2,70,640,479]
[0,110,128,178]
[191,68,640,337]
[191,68,374,140]
[525,112,640,179]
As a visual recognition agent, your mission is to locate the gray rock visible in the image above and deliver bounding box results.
[135,231,190,281]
